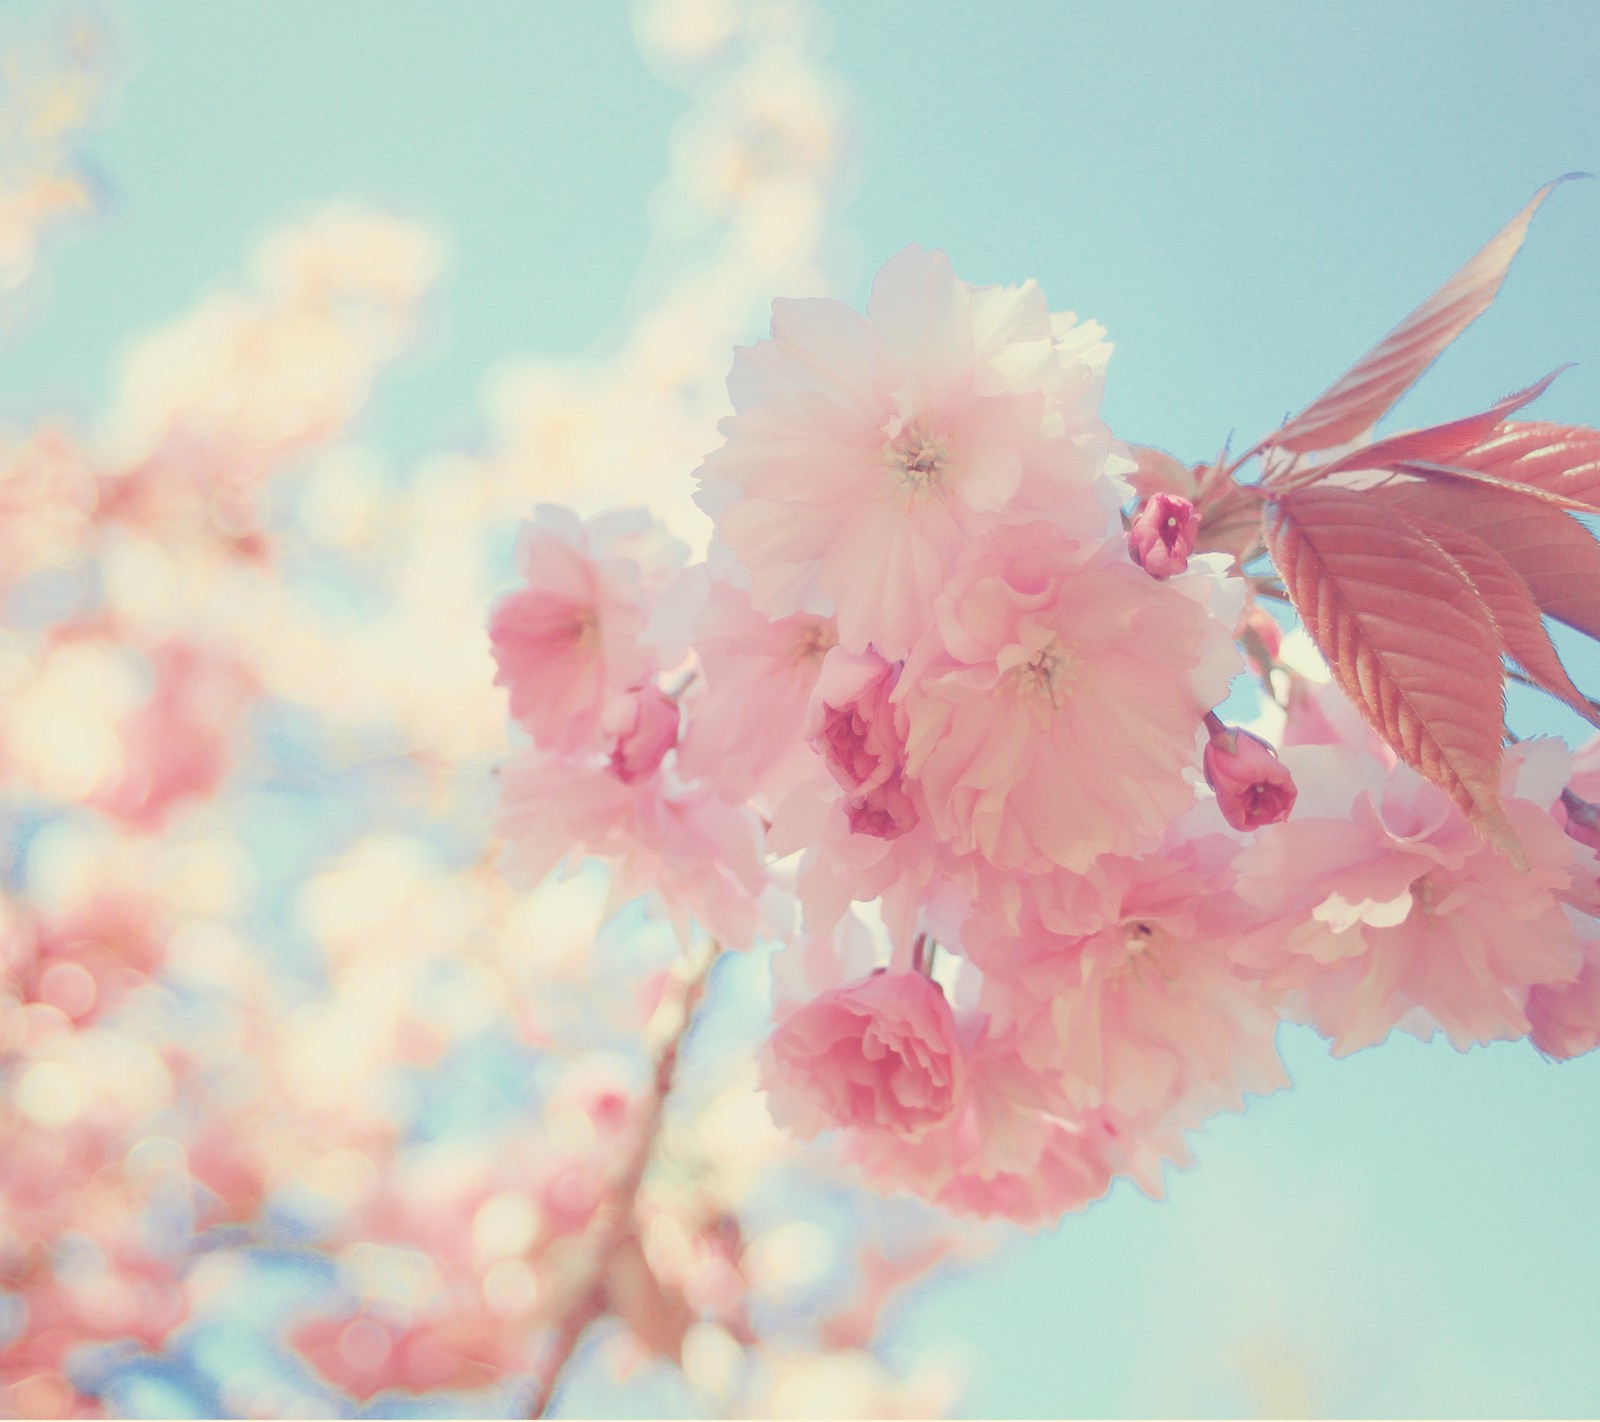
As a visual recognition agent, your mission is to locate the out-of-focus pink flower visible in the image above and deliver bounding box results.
[763,971,962,1138]
[93,638,257,832]
[1203,721,1297,831]
[0,428,98,595]
[604,686,679,783]
[290,1308,511,1402]
[488,506,683,756]
[496,750,771,950]
[1126,493,1198,578]
[898,520,1240,874]
[807,646,918,840]
[696,243,1124,658]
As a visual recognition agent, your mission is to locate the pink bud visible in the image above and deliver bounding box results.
[1127,494,1199,579]
[604,686,680,783]
[1203,723,1296,830]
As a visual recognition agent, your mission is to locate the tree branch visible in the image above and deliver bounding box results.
[526,938,723,1418]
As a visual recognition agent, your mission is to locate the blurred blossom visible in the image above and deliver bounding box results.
[0,2,957,1418]
[0,7,112,325]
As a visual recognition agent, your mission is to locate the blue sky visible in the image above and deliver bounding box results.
[7,1,1600,1415]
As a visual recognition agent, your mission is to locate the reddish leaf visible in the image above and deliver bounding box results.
[1363,478,1600,643]
[1432,420,1600,515]
[1270,175,1585,454]
[1318,369,1566,479]
[1402,511,1600,730]
[1263,486,1521,861]
[1391,456,1579,512]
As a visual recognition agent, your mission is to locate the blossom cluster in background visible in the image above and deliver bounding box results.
[0,7,109,327]
[1,3,973,1416]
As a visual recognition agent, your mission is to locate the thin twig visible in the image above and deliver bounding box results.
[1505,663,1600,717]
[526,938,723,1418]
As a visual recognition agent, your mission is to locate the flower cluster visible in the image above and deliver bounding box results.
[3,6,968,1415]
[492,244,1600,1230]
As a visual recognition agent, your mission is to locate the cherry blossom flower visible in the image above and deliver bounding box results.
[1525,912,1600,1059]
[966,835,1285,1126]
[897,520,1241,874]
[605,685,681,784]
[488,506,685,756]
[1236,739,1595,1054]
[674,579,837,805]
[496,750,773,950]
[696,243,1126,658]
[763,970,963,1138]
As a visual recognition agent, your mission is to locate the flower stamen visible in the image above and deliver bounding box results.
[884,422,950,491]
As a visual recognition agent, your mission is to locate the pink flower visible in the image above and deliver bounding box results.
[928,1116,1118,1229]
[965,836,1285,1125]
[92,638,256,832]
[807,646,918,840]
[1203,721,1297,830]
[603,685,679,783]
[488,506,683,755]
[1235,739,1592,1054]
[1527,931,1600,1060]
[674,579,836,805]
[1126,493,1198,578]
[695,244,1125,658]
[496,750,771,949]
[896,520,1240,873]
[762,971,963,1138]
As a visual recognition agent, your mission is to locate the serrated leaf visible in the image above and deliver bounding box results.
[1270,175,1584,454]
[1263,485,1522,862]
[1317,370,1566,479]
[1432,420,1600,515]
[1362,478,1600,644]
[1402,511,1600,729]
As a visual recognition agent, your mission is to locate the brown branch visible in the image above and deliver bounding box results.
[526,938,724,1418]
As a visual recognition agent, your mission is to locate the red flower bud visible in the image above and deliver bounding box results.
[1127,494,1199,579]
[1203,722,1296,830]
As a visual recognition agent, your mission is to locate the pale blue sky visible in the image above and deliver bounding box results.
[7,2,1600,1416]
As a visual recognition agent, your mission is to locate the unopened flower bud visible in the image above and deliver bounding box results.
[1127,494,1199,579]
[604,685,680,783]
[1203,722,1296,830]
